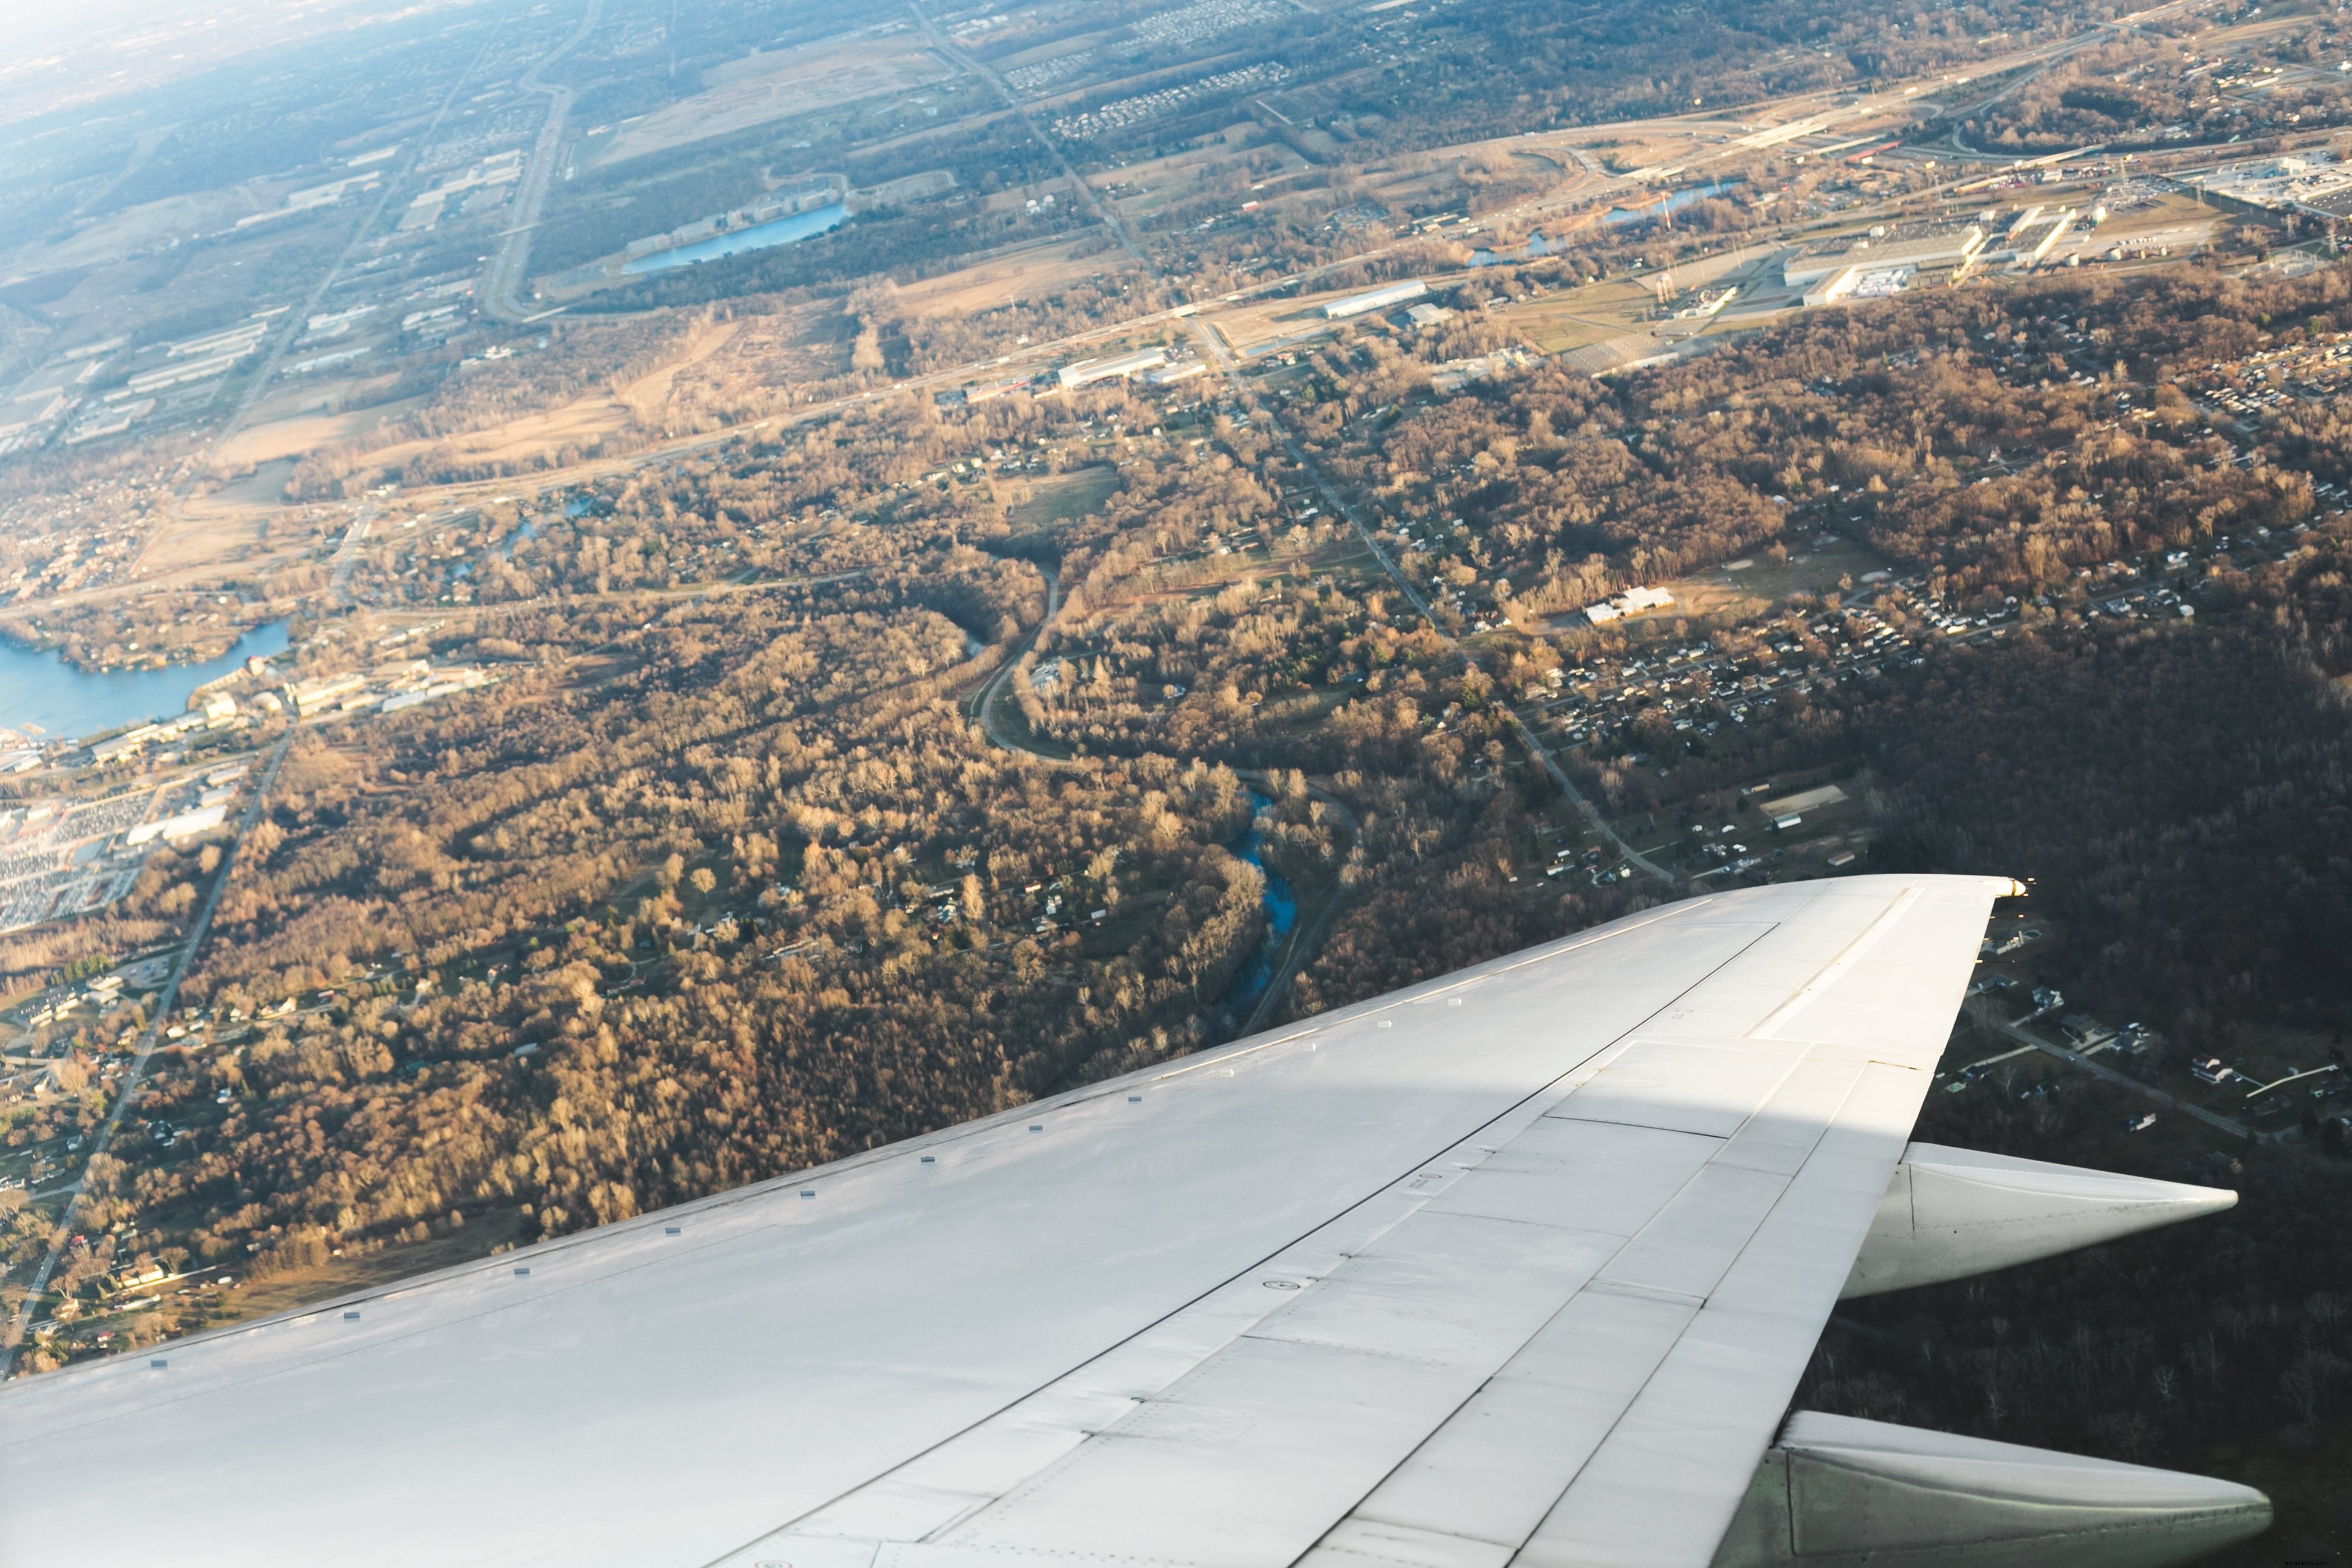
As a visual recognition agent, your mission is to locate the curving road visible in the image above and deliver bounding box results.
[913,0,1678,884]
[958,559,1359,1034]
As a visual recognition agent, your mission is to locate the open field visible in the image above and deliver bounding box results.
[135,504,317,577]
[595,36,953,166]
[1004,463,1123,533]
[206,1208,529,1330]
[342,396,634,479]
[1549,535,1895,633]
[0,185,282,285]
[213,394,428,469]
[889,235,1146,320]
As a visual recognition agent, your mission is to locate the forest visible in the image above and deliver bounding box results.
[1955,24,2352,153]
[10,254,2352,1557]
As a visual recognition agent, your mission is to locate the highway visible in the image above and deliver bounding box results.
[482,0,605,323]
[122,18,519,585]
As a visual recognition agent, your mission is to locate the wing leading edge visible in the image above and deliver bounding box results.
[1,873,2122,1568]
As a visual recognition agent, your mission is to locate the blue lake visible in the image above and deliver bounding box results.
[625,204,850,273]
[0,621,289,741]
[1472,232,1567,266]
[1603,179,1738,227]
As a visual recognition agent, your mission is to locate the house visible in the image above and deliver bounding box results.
[2060,1014,2117,1049]
[106,1259,168,1294]
[2190,1056,2237,1085]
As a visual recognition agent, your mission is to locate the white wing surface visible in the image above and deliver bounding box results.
[0,874,2015,1568]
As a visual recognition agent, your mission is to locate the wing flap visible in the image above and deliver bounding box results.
[1518,1060,1930,1568]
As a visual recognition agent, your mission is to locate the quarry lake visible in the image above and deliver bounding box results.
[0,621,290,742]
[624,203,851,273]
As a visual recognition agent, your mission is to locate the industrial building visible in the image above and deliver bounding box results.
[1056,347,1169,390]
[1783,224,1986,290]
[1322,279,1427,320]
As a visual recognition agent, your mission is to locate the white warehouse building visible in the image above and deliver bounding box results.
[1322,280,1428,320]
[1057,347,1169,390]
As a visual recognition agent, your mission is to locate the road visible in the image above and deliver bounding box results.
[1987,1016,2255,1139]
[916,0,1678,885]
[483,0,605,322]
[122,23,514,586]
[327,502,375,606]
[967,565,1069,763]
[951,558,1360,1036]
[1,726,299,1376]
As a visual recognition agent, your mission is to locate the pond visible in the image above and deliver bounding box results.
[624,204,850,274]
[1602,178,1738,227]
[0,621,290,742]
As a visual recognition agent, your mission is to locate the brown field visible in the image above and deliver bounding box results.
[1513,312,1644,354]
[208,1209,528,1330]
[206,457,298,508]
[214,319,748,494]
[213,394,425,469]
[1563,536,1892,630]
[1004,463,1123,531]
[350,397,634,478]
[614,317,741,423]
[889,235,1145,318]
[596,37,952,165]
[135,502,318,578]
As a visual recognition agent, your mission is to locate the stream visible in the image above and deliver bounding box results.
[1215,791,1300,1020]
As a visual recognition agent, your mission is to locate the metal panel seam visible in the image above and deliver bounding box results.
[714,921,1790,1568]
[1749,885,1923,1040]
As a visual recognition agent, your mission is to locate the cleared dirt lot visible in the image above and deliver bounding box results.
[213,394,425,469]
[889,235,1143,319]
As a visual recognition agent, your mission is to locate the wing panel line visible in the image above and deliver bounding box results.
[696,910,1801,1568]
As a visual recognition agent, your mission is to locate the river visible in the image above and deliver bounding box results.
[0,621,289,742]
[1216,792,1300,1020]
[625,203,850,274]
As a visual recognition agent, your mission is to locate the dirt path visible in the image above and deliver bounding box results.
[615,318,742,426]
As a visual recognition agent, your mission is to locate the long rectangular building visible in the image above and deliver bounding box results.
[1057,347,1169,390]
[1322,279,1427,320]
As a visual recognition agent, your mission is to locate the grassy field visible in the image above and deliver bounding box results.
[1004,463,1122,533]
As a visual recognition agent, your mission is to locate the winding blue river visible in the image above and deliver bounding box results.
[1218,792,1300,1018]
[0,621,289,741]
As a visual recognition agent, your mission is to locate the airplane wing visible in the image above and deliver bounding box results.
[0,874,2268,1568]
